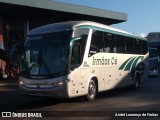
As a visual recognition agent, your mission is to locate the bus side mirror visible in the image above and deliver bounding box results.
[70,43,81,70]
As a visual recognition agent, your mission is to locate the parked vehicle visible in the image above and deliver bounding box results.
[148,48,159,76]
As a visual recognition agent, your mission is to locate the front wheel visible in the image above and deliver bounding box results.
[86,79,96,101]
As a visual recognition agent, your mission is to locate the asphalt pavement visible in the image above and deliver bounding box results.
[0,78,18,86]
[0,75,160,120]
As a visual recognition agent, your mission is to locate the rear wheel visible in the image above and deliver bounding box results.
[132,73,140,89]
[86,79,96,101]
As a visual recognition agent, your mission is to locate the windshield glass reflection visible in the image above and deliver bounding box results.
[21,31,72,77]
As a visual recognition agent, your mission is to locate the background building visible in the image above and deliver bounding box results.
[0,0,127,76]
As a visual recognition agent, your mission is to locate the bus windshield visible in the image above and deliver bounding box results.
[21,31,72,77]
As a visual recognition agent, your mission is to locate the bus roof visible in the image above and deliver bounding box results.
[29,21,146,40]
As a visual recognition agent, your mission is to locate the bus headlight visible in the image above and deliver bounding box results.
[19,80,25,86]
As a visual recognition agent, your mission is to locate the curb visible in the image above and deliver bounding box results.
[0,83,18,87]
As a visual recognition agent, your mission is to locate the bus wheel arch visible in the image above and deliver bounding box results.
[86,77,98,101]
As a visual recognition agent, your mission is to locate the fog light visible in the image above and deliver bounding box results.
[54,81,64,86]
[58,81,64,86]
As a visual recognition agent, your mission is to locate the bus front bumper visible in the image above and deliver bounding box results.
[19,85,68,98]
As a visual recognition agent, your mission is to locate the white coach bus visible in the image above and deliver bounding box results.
[19,21,149,101]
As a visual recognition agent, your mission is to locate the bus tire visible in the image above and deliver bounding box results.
[86,79,96,101]
[132,73,140,89]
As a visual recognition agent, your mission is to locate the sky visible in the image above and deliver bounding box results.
[53,0,160,37]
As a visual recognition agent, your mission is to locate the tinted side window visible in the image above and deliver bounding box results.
[104,32,116,53]
[115,35,126,53]
[74,28,89,38]
[141,40,148,54]
[125,37,134,54]
[134,39,141,54]
[89,30,104,56]
[73,28,89,62]
[74,28,89,50]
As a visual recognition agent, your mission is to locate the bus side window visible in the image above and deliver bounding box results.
[134,39,141,54]
[104,32,116,53]
[125,37,134,54]
[89,30,104,56]
[115,35,126,53]
[74,28,89,61]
